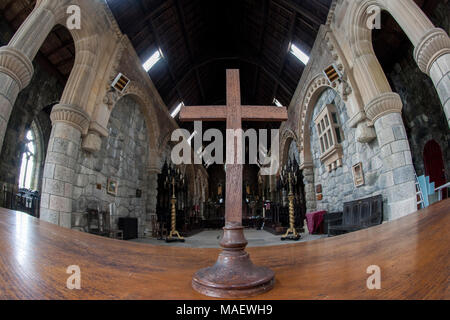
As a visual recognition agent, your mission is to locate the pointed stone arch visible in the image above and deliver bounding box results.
[279,129,299,170]
[298,74,335,169]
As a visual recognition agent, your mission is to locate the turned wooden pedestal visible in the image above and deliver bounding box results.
[192,223,274,298]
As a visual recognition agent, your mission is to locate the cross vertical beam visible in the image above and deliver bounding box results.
[225,69,243,224]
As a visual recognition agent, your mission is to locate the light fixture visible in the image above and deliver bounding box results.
[273,98,283,107]
[170,102,184,118]
[143,49,162,72]
[290,43,310,65]
[111,73,130,92]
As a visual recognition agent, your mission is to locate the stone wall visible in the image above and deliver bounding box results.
[72,96,150,236]
[0,12,63,191]
[310,88,383,213]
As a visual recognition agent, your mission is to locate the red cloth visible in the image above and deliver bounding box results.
[306,211,326,234]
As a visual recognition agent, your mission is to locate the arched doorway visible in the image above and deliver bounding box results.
[423,140,446,192]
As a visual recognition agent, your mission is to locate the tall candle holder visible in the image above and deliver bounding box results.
[165,164,185,242]
[280,160,301,241]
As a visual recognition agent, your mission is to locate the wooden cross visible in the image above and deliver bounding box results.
[180,69,288,224]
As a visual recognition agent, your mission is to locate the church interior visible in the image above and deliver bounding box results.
[0,0,448,300]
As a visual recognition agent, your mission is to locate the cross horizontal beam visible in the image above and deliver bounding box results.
[179,106,287,122]
[179,106,227,121]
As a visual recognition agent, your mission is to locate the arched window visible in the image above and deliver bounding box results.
[18,129,37,190]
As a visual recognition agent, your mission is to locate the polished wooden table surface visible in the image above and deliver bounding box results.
[0,200,449,300]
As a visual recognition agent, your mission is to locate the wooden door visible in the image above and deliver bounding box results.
[423,140,446,189]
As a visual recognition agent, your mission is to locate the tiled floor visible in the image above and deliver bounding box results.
[131,229,327,248]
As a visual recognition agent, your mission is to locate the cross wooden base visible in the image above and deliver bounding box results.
[192,223,275,298]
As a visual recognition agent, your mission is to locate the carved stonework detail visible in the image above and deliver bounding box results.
[103,87,122,110]
[0,46,34,90]
[414,28,450,74]
[355,120,376,143]
[364,92,403,123]
[50,104,90,134]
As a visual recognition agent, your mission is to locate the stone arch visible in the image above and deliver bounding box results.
[111,91,159,171]
[122,82,160,151]
[298,74,336,169]
[279,129,298,169]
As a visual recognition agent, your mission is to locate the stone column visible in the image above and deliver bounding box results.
[383,0,450,126]
[365,93,417,220]
[0,3,56,151]
[301,166,316,213]
[414,28,450,127]
[40,104,90,228]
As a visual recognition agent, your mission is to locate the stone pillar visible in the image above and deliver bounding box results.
[383,0,450,126]
[414,28,450,127]
[0,3,56,151]
[301,166,316,213]
[0,48,33,151]
[365,93,417,220]
[40,104,90,228]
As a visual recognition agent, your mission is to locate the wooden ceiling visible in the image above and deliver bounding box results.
[107,0,332,111]
[0,0,331,111]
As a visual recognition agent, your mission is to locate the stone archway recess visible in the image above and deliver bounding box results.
[279,129,299,170]
[295,75,344,213]
[344,0,450,127]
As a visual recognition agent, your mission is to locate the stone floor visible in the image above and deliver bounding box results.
[130,229,327,248]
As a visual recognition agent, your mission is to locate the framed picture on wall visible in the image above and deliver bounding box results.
[107,178,118,196]
[352,163,365,187]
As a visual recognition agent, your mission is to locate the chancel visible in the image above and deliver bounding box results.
[0,0,448,301]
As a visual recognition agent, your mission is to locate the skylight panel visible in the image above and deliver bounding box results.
[143,49,162,72]
[171,102,184,118]
[290,44,310,65]
[273,98,283,107]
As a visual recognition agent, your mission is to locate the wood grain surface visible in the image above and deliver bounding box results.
[0,199,448,300]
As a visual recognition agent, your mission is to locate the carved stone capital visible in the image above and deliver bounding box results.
[82,132,102,153]
[50,104,90,134]
[300,162,314,172]
[0,46,34,90]
[414,28,450,75]
[356,120,377,143]
[364,92,403,123]
[347,110,367,129]
[89,121,109,138]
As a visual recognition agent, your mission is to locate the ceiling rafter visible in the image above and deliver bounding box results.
[272,10,297,103]
[174,0,206,103]
[138,0,184,104]
[277,0,323,27]
[253,0,270,101]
